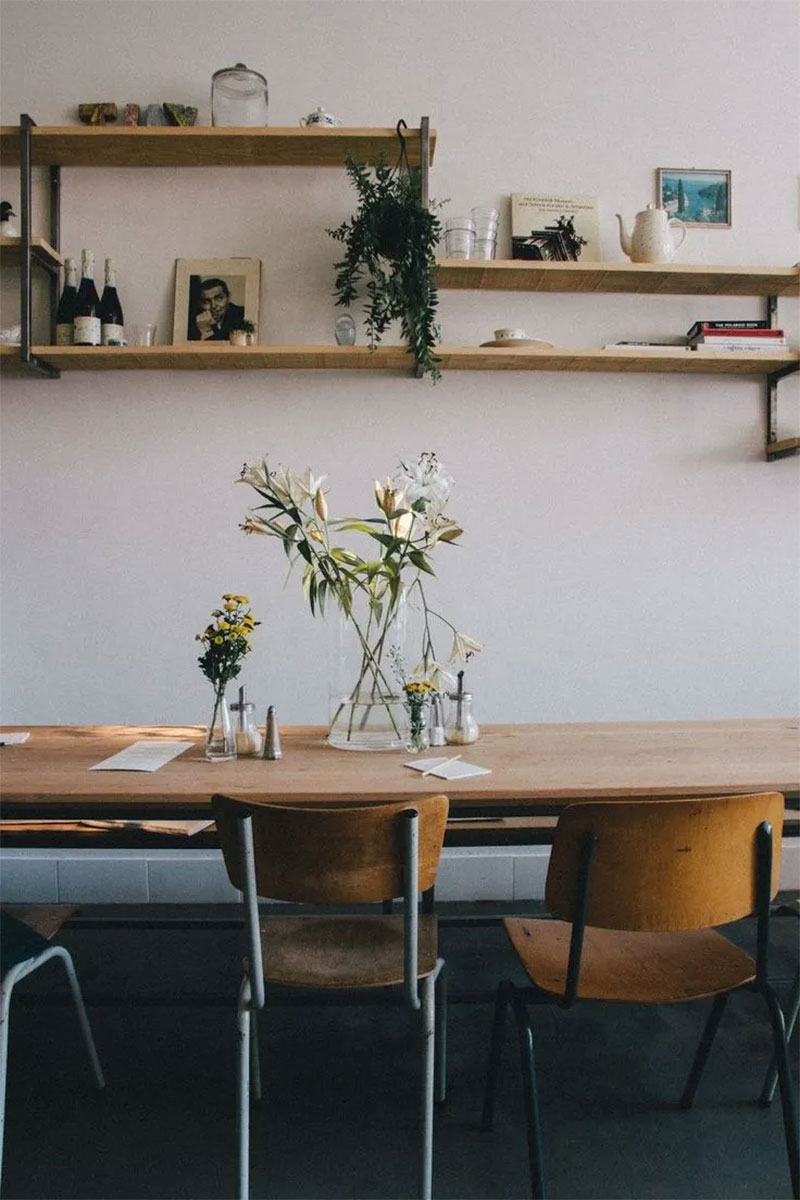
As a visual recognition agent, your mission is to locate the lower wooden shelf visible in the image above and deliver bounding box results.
[1,342,797,374]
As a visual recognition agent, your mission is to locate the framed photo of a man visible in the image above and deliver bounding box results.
[172,257,261,344]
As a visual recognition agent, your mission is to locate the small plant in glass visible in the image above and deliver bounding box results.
[196,594,259,760]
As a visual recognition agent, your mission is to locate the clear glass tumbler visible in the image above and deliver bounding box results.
[444,218,475,260]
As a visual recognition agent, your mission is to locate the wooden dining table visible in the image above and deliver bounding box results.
[1,720,798,827]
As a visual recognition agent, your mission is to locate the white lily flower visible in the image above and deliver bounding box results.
[314,488,328,521]
[297,467,327,502]
[242,514,277,536]
[449,631,483,662]
[238,461,268,489]
[412,658,458,691]
[393,510,415,539]
[395,452,454,516]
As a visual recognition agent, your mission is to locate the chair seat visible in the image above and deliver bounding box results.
[505,918,756,1004]
[260,915,439,990]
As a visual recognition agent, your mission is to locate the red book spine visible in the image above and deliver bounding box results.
[693,328,784,338]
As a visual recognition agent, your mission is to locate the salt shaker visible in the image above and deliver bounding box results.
[429,693,446,747]
[263,705,283,760]
[231,685,262,756]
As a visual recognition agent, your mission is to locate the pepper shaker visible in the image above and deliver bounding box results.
[263,705,283,760]
[429,693,446,747]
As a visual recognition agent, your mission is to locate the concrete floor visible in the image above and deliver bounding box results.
[2,901,798,1200]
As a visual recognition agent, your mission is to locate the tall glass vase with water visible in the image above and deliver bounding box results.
[328,586,408,751]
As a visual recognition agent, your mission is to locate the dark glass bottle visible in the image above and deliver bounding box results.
[100,258,125,345]
[54,257,78,345]
[73,250,102,346]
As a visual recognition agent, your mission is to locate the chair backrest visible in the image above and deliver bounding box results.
[212,793,449,903]
[545,792,784,932]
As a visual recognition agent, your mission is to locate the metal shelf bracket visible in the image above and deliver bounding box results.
[19,113,60,379]
[765,294,798,461]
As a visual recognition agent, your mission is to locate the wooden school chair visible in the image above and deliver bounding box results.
[0,906,105,1186]
[212,793,449,1200]
[480,792,799,1199]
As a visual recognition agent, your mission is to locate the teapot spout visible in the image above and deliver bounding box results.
[615,213,632,259]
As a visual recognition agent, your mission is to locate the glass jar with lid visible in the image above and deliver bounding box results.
[444,690,479,745]
[211,63,269,127]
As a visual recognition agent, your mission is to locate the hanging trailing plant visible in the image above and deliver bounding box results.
[327,121,444,382]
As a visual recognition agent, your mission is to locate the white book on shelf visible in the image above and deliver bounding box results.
[692,339,788,351]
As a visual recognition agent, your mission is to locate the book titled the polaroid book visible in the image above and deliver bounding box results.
[511,193,601,262]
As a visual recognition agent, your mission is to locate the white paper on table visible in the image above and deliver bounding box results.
[404,757,492,780]
[0,732,31,745]
[90,740,194,772]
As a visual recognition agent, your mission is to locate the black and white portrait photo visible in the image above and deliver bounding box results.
[172,258,261,344]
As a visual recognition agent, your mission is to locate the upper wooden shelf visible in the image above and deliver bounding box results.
[0,125,436,168]
[1,343,796,375]
[434,259,800,298]
[0,235,62,267]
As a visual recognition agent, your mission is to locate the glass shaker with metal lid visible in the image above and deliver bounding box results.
[211,63,269,127]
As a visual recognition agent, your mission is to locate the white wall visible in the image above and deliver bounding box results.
[1,0,798,729]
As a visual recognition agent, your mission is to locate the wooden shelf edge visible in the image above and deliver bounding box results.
[766,437,800,460]
[434,258,800,298]
[2,343,796,376]
[0,236,62,267]
[0,124,436,168]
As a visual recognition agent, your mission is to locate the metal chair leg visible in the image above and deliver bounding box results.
[435,959,447,1105]
[760,965,799,1107]
[419,971,436,1200]
[0,974,15,1188]
[762,985,800,1200]
[237,975,252,1200]
[680,992,728,1109]
[511,986,546,1200]
[52,947,105,1090]
[481,979,511,1132]
[249,1009,262,1104]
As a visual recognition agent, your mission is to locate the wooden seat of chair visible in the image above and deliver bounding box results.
[505,918,757,1006]
[260,914,439,990]
[1,905,78,941]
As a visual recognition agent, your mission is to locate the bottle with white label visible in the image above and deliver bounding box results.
[73,250,102,346]
[54,257,78,345]
[100,258,125,345]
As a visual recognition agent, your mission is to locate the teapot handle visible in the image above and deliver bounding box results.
[669,218,687,251]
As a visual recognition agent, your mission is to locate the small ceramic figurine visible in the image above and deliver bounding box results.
[0,201,19,238]
[299,106,343,128]
[616,204,687,263]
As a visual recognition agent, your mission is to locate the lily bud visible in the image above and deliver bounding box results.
[393,510,414,539]
[314,487,328,521]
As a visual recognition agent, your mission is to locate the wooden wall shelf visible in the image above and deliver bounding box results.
[0,236,62,268]
[1,343,796,375]
[0,124,436,168]
[434,259,800,298]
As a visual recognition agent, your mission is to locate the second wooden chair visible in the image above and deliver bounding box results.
[212,792,449,1200]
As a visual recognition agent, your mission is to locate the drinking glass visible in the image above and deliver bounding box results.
[133,323,158,346]
[444,217,475,260]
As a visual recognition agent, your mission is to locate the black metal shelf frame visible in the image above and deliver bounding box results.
[19,113,60,378]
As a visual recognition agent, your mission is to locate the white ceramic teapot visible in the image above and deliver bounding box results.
[615,203,687,263]
[299,106,342,128]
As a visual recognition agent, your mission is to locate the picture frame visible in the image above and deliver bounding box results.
[656,168,731,228]
[172,257,261,344]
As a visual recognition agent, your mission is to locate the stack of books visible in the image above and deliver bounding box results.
[687,320,788,352]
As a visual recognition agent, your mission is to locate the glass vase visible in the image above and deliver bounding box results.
[327,586,408,751]
[406,697,431,754]
[205,686,237,762]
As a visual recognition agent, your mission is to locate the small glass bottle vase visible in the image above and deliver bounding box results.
[405,696,431,754]
[205,686,237,762]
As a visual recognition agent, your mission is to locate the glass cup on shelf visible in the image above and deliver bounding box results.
[132,323,158,346]
[444,217,475,260]
[473,237,497,260]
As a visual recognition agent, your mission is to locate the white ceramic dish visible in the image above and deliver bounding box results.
[479,337,554,349]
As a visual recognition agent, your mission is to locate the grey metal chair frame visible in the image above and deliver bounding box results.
[0,939,105,1187]
[233,805,445,1200]
[481,811,799,1200]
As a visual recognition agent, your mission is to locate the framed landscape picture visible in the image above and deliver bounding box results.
[172,257,261,344]
[657,169,731,227]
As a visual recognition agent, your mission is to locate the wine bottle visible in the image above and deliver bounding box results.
[100,257,125,346]
[54,257,78,345]
[73,250,102,346]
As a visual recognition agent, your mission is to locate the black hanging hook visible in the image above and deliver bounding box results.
[394,118,410,174]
